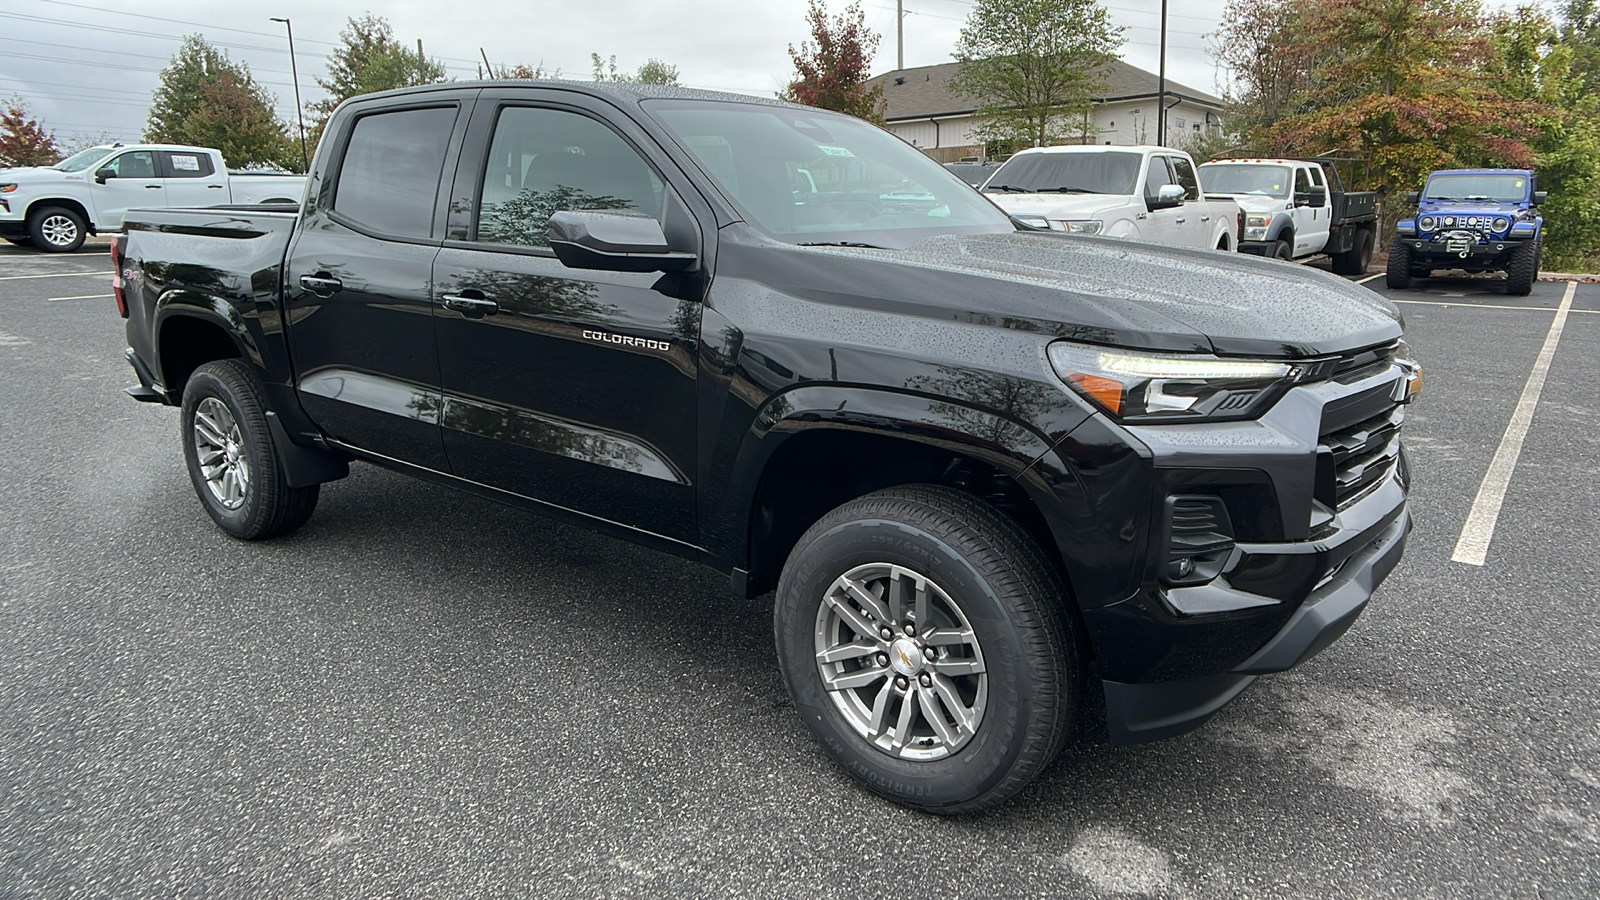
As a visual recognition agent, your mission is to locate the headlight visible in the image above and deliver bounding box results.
[1492,216,1510,232]
[1059,219,1102,234]
[1047,342,1298,423]
[0,184,16,193]
[1013,214,1050,230]
[1244,214,1270,228]
[1418,215,1435,231]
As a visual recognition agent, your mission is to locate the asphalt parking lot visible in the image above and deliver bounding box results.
[3,243,1597,899]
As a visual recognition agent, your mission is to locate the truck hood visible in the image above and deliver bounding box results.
[760,230,1402,359]
[1416,199,1526,217]
[0,166,80,186]
[982,191,1133,221]
[1211,193,1293,216]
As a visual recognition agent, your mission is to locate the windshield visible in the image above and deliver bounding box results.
[1198,164,1291,198]
[982,151,1140,195]
[1423,173,1529,202]
[53,146,116,173]
[645,100,1012,248]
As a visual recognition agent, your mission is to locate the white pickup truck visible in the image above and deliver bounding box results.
[0,144,307,252]
[980,145,1240,252]
[1196,157,1379,274]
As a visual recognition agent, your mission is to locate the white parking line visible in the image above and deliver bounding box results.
[0,271,112,281]
[1356,273,1384,284]
[46,293,114,302]
[1451,280,1577,566]
[1395,298,1599,314]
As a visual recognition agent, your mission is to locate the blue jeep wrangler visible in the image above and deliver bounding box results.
[1387,169,1545,295]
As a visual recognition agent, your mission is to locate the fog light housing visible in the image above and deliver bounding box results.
[1160,495,1235,586]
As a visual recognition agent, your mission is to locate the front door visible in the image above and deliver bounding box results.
[1140,155,1185,245]
[91,149,165,230]
[285,101,467,471]
[432,99,703,542]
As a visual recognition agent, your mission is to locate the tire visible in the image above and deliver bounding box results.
[181,359,319,540]
[1270,240,1292,261]
[773,484,1077,814]
[1331,228,1374,275]
[1385,238,1414,289]
[2,235,32,247]
[1505,239,1539,296]
[27,205,87,253]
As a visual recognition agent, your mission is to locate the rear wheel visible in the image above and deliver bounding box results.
[1385,238,1414,289]
[27,206,86,253]
[1504,238,1539,296]
[181,359,319,539]
[774,485,1078,813]
[1331,228,1374,275]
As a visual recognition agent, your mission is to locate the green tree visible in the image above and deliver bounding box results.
[1489,6,1600,269]
[1560,0,1600,92]
[308,15,448,151]
[590,54,681,85]
[948,0,1123,149]
[781,0,886,124]
[144,36,296,170]
[0,95,60,167]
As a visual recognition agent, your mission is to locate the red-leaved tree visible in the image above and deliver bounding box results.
[783,0,886,124]
[0,96,60,168]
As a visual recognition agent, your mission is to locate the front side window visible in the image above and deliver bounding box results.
[334,106,458,239]
[1168,157,1199,201]
[648,99,1011,249]
[162,151,215,178]
[1144,156,1174,199]
[476,107,665,248]
[1293,168,1312,194]
[105,151,156,179]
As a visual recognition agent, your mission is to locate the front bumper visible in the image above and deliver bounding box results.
[1033,353,1414,744]
[1401,236,1520,264]
[1238,240,1277,257]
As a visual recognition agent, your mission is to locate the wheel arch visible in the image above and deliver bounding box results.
[154,300,252,400]
[723,385,1076,603]
[25,196,95,233]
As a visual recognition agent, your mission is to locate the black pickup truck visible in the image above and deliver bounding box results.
[116,81,1419,813]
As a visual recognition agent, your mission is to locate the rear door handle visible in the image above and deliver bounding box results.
[1175,217,1186,224]
[442,291,499,318]
[145,185,163,189]
[207,184,224,189]
[298,273,343,296]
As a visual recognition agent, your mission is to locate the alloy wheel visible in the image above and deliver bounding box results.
[40,214,79,248]
[192,397,250,510]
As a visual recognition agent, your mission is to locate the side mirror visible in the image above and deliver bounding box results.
[547,210,696,274]
[1405,190,1421,205]
[94,167,116,185]
[1308,185,1327,208]
[1532,190,1547,206]
[1148,184,1185,211]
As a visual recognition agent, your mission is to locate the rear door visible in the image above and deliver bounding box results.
[157,150,227,209]
[284,96,472,470]
[90,149,164,229]
[430,90,708,542]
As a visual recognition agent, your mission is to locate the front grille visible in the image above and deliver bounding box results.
[1319,403,1404,509]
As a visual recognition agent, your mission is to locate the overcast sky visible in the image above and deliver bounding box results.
[2,0,1234,147]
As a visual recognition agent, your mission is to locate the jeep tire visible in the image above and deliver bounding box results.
[1386,238,1415,289]
[1505,238,1539,296]
[774,485,1077,814]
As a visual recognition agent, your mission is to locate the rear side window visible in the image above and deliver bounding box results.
[1168,157,1199,200]
[334,106,458,239]
[476,106,666,248]
[161,151,215,178]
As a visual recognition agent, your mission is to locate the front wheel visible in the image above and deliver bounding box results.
[774,485,1078,813]
[181,359,319,539]
[1271,240,1292,261]
[1504,239,1539,296]
[1385,238,1414,289]
[27,206,87,252]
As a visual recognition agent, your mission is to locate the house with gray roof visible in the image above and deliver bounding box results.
[864,60,1224,162]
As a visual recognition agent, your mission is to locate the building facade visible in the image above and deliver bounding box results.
[865,60,1225,162]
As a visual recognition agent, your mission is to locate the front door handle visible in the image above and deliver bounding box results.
[442,291,499,318]
[145,184,163,189]
[1175,217,1186,224]
[207,184,224,189]
[298,273,343,297]
[1201,215,1211,222]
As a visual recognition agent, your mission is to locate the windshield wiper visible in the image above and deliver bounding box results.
[983,184,1034,193]
[797,240,887,249]
[1038,187,1096,193]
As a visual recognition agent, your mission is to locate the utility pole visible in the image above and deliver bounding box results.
[269,17,308,172]
[897,0,904,71]
[1157,0,1168,147]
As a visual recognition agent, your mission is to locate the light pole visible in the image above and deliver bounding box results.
[269,16,309,172]
[1156,0,1168,147]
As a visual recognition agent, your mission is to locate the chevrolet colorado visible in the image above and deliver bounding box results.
[117,82,1418,813]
